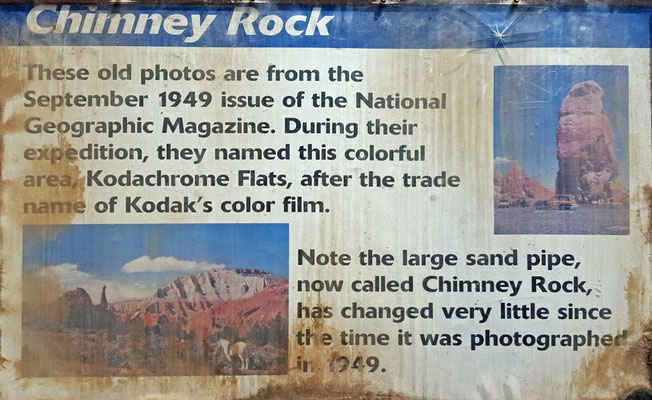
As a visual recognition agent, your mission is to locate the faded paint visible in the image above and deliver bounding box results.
[0,11,649,400]
[572,186,652,399]
[0,46,26,316]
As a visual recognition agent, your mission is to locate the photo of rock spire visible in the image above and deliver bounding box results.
[555,80,628,203]
[494,66,629,235]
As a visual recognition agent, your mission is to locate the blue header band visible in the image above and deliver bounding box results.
[0,5,649,49]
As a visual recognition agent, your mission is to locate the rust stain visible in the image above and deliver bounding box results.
[0,46,93,396]
[243,384,417,400]
[573,271,650,399]
[572,183,652,399]
[0,47,26,389]
[4,133,85,227]
[0,47,25,317]
[1,113,25,135]
[0,330,8,369]
[642,185,652,244]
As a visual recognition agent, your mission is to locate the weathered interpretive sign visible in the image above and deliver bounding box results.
[0,3,651,399]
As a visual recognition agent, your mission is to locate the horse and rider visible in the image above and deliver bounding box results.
[214,337,249,370]
[206,317,250,370]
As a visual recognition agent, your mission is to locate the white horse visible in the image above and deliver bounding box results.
[218,338,249,370]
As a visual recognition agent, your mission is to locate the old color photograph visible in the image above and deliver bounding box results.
[494,65,629,235]
[22,224,289,376]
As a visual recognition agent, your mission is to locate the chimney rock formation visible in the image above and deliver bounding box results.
[555,80,627,202]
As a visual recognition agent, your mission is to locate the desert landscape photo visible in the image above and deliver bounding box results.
[21,223,289,377]
[493,65,629,235]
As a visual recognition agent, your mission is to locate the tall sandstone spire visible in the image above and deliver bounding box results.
[555,80,627,201]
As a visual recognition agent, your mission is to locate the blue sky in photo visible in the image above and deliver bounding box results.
[23,224,289,286]
[493,65,629,189]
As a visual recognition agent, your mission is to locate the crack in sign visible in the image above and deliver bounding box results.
[443,7,545,64]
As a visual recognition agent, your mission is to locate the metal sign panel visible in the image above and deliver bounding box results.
[0,3,651,399]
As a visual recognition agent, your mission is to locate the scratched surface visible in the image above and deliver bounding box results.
[0,4,651,400]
